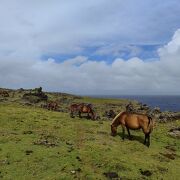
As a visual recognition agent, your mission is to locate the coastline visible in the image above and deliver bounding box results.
[89,95,180,112]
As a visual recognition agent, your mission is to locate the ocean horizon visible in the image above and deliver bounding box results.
[89,95,180,112]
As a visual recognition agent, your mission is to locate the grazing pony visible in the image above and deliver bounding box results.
[111,111,153,147]
[47,101,58,111]
[70,103,95,119]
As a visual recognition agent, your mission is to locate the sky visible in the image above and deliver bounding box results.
[0,0,180,95]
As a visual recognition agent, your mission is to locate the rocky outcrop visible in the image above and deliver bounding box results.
[0,90,9,97]
[126,102,180,123]
[22,87,48,103]
[103,109,116,119]
[157,112,180,122]
[168,127,180,138]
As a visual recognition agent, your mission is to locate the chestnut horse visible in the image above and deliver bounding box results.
[111,111,153,147]
[70,103,95,119]
[47,101,58,111]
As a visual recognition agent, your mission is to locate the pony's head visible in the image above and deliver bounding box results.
[111,124,117,136]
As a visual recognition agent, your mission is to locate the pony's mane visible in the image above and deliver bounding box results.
[111,111,125,125]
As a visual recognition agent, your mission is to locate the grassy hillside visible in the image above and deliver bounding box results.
[0,87,138,117]
[0,103,179,179]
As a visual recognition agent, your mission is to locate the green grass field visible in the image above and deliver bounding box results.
[0,103,180,180]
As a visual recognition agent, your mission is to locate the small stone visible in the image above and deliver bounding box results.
[71,170,76,174]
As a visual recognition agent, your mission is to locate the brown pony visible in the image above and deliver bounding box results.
[47,101,58,111]
[70,103,95,119]
[111,111,153,147]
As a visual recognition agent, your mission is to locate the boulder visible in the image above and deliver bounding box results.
[22,87,48,103]
[168,127,180,138]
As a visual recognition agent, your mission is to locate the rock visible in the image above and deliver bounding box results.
[33,135,58,147]
[126,102,134,112]
[106,110,116,119]
[23,131,33,134]
[25,150,33,155]
[76,168,81,172]
[66,141,73,146]
[139,104,150,111]
[103,172,119,179]
[67,146,74,152]
[76,156,82,162]
[139,169,152,177]
[0,90,9,97]
[168,127,180,138]
[18,88,24,93]
[22,87,48,103]
[160,152,176,160]
[153,107,161,113]
[70,168,82,174]
[165,145,176,152]
[157,112,180,122]
[94,115,101,120]
[23,102,33,106]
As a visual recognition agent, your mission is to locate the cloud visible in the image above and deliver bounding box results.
[0,1,180,94]
[0,0,180,56]
[0,29,180,95]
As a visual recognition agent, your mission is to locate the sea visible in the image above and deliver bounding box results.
[90,95,180,112]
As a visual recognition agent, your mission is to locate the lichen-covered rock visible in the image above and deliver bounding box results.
[168,127,180,138]
[22,87,48,103]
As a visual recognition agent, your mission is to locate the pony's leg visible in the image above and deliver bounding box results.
[144,134,147,145]
[143,126,151,147]
[87,112,90,119]
[70,111,74,118]
[126,127,132,140]
[147,134,150,147]
[90,111,94,120]
[91,113,95,120]
[122,125,126,140]
[78,111,82,118]
[144,133,150,146]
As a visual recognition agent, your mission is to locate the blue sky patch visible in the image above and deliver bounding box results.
[41,44,162,64]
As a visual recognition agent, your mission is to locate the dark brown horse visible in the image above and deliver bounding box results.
[111,111,154,147]
[70,103,95,119]
[47,101,58,111]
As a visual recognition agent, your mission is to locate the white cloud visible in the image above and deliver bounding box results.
[0,29,180,95]
[0,0,180,55]
[0,1,180,94]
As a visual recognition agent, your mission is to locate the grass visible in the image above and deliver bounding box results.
[0,103,180,179]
